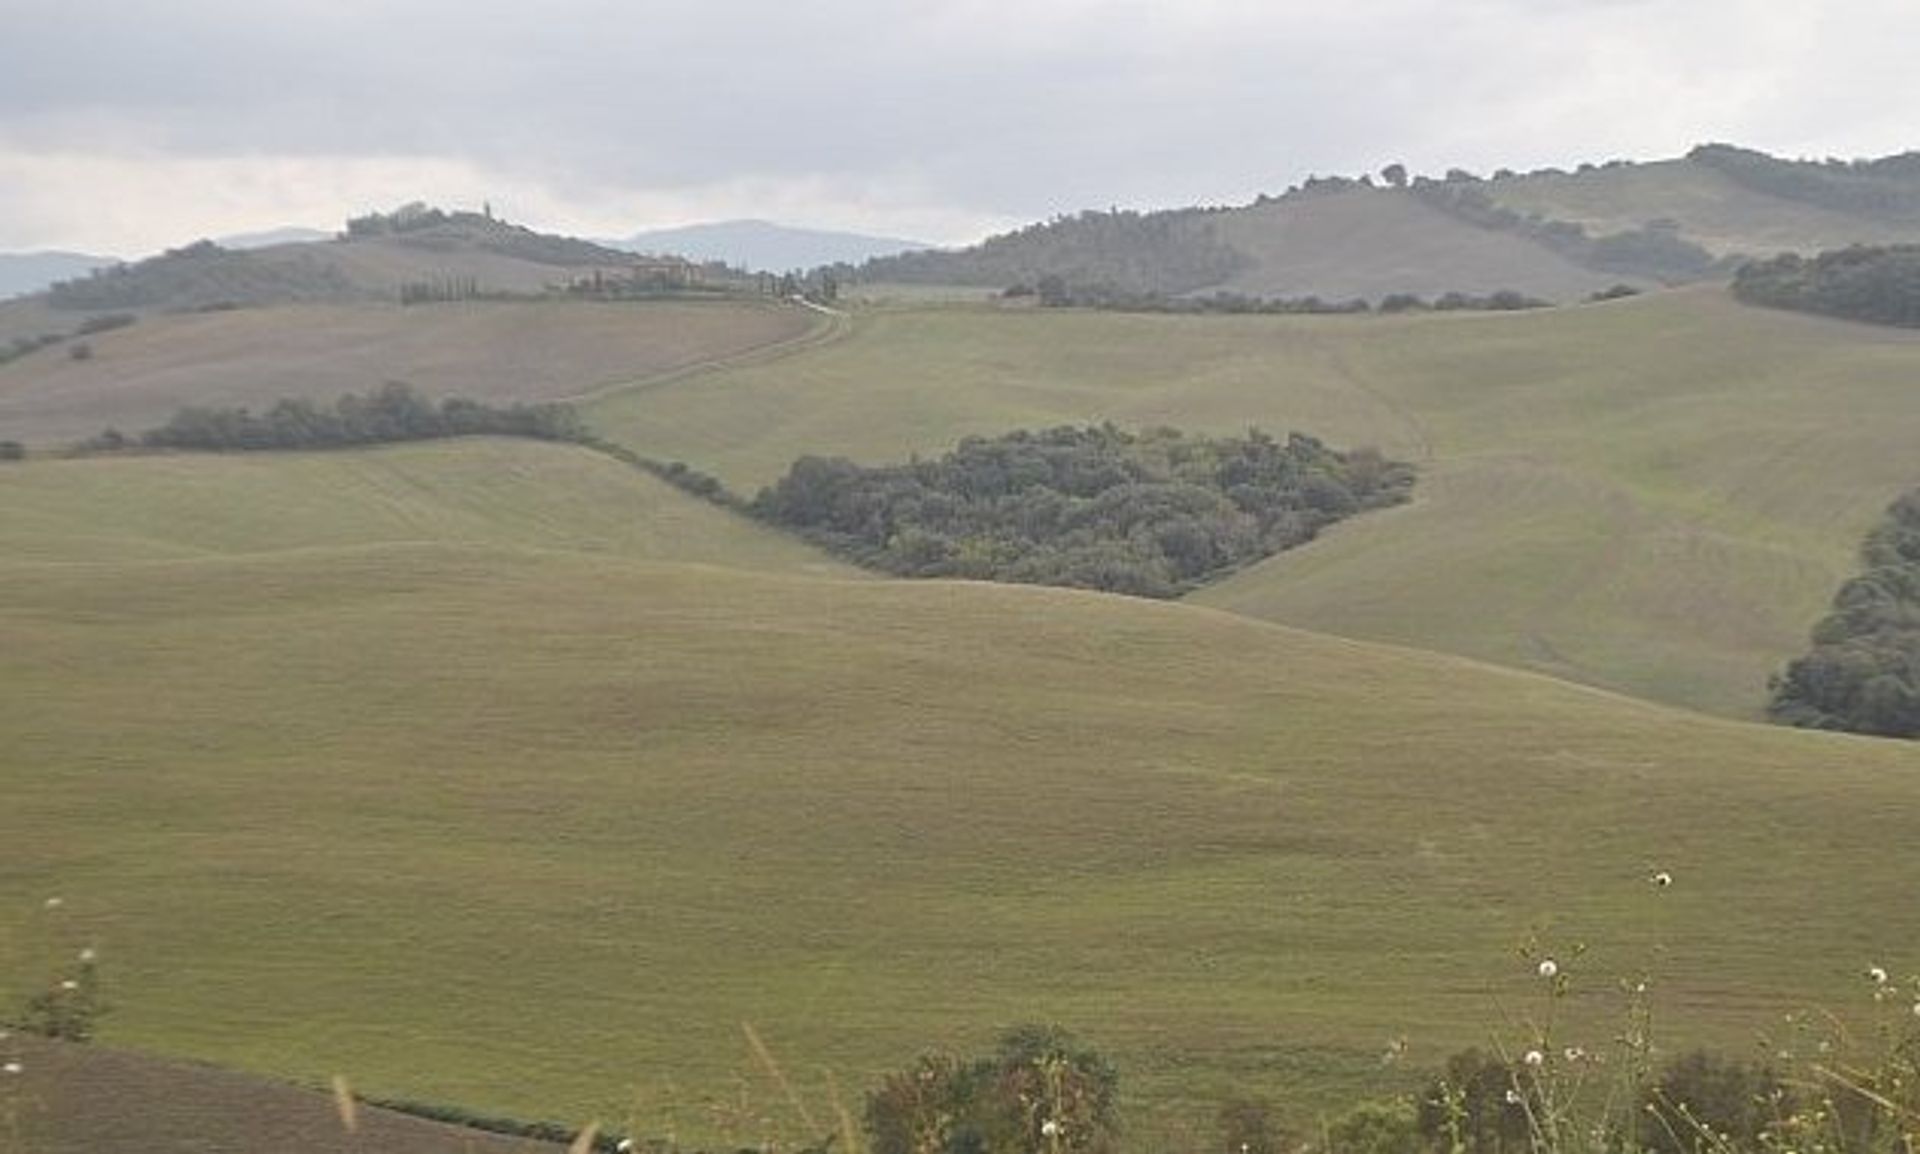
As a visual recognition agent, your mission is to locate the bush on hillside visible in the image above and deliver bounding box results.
[1770,487,1920,736]
[1733,245,1920,328]
[865,1025,1118,1154]
[752,424,1414,598]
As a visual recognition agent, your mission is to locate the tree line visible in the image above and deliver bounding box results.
[1013,278,1566,314]
[751,424,1414,598]
[1770,487,1920,736]
[77,382,584,455]
[1732,245,1920,328]
[1690,143,1920,219]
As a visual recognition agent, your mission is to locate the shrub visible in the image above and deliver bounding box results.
[865,1025,1118,1154]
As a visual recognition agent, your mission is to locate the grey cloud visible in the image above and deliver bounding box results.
[2,0,1918,247]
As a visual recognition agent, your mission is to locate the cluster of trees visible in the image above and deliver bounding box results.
[80,382,584,455]
[1691,143,1920,218]
[344,201,458,237]
[1379,290,1554,312]
[45,241,354,311]
[1012,279,1370,314]
[860,207,1247,297]
[1732,245,1920,328]
[1770,488,1920,736]
[752,424,1414,598]
[347,202,638,269]
[399,275,484,305]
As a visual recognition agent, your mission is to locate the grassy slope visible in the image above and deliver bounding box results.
[1486,159,1920,257]
[587,290,1920,718]
[1210,190,1644,301]
[0,439,854,574]
[4,453,1920,1143]
[0,299,814,446]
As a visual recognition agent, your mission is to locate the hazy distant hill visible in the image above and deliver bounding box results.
[613,219,930,271]
[861,145,1920,302]
[216,226,334,250]
[0,251,117,300]
[28,208,642,312]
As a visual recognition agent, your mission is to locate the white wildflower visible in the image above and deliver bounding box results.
[1524,1049,1545,1067]
[1651,871,1673,887]
[78,947,97,964]
[43,896,62,910]
[1537,959,1559,979]
[1869,965,1890,985]
[616,1141,634,1154]
[1564,1046,1587,1062]
[1041,1119,1062,1138]
[1,1061,19,1076]
[1505,1089,1523,1105]
[59,979,78,992]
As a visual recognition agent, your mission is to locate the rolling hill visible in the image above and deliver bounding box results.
[11,210,654,318]
[3,441,1919,1147]
[585,287,1920,719]
[0,298,817,446]
[857,146,1920,302]
[613,219,932,272]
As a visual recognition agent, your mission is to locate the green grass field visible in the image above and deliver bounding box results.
[5,440,1920,1146]
[586,288,1920,718]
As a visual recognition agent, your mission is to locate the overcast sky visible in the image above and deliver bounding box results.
[3,0,1917,255]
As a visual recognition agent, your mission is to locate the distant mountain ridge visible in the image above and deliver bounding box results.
[612,219,931,272]
[0,250,118,300]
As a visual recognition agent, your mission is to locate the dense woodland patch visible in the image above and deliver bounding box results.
[752,425,1413,597]
[1732,245,1920,327]
[1770,488,1920,736]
